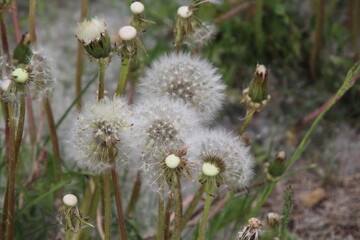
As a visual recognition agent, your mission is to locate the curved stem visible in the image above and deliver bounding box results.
[197,182,213,240]
[98,63,106,101]
[115,58,131,97]
[180,184,205,231]
[109,148,128,240]
[238,109,256,136]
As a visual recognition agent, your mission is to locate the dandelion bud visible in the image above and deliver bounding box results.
[237,218,263,240]
[63,194,78,207]
[177,6,193,19]
[130,1,145,14]
[11,68,29,84]
[266,212,282,228]
[165,154,181,169]
[13,32,32,65]
[243,64,271,110]
[268,151,287,178]
[75,17,111,60]
[119,26,137,41]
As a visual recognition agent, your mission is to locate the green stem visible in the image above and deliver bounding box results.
[109,148,128,240]
[238,109,256,135]
[172,174,182,240]
[180,184,205,231]
[115,58,131,97]
[125,171,142,218]
[164,195,173,240]
[65,230,71,240]
[98,63,106,101]
[156,180,165,240]
[197,182,213,240]
[103,173,111,240]
[29,0,36,44]
[4,102,17,240]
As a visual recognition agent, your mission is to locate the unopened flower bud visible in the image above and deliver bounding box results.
[177,6,193,18]
[119,26,137,41]
[268,151,287,177]
[130,1,145,14]
[63,194,78,207]
[13,33,32,65]
[266,212,282,228]
[248,64,269,103]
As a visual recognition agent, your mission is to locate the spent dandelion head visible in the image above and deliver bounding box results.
[237,218,263,240]
[138,52,225,122]
[68,98,131,174]
[189,128,254,190]
[122,96,201,170]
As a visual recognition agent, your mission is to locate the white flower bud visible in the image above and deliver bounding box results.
[11,68,29,83]
[130,1,145,14]
[165,154,181,169]
[119,26,137,41]
[177,6,193,19]
[63,194,78,207]
[202,162,220,177]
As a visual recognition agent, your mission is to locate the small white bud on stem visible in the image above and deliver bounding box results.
[130,1,145,14]
[177,6,193,19]
[119,26,137,41]
[63,194,78,207]
[165,154,181,169]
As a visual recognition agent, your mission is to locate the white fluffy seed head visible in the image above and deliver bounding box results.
[202,162,219,176]
[130,1,145,14]
[63,194,78,207]
[119,26,137,41]
[189,128,254,189]
[165,154,181,169]
[68,98,131,174]
[138,52,225,123]
[177,6,193,18]
[75,17,107,45]
[11,68,29,83]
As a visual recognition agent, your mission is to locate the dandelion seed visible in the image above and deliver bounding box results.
[138,52,225,122]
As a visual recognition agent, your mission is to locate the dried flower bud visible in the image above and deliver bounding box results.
[237,218,263,240]
[75,17,112,60]
[266,212,282,228]
[63,194,78,207]
[130,1,145,14]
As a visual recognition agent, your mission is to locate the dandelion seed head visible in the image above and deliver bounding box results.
[138,52,225,122]
[75,17,107,45]
[189,128,254,189]
[68,98,131,174]
[185,22,217,47]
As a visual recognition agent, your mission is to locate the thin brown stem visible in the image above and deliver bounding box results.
[75,0,88,110]
[98,63,106,101]
[103,173,111,240]
[109,148,128,240]
[164,194,173,240]
[29,0,36,44]
[172,174,182,240]
[26,87,36,144]
[11,2,21,43]
[0,12,10,65]
[125,170,142,218]
[214,2,254,24]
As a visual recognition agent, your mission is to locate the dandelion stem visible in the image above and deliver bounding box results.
[164,195,173,240]
[197,182,213,240]
[172,174,182,240]
[75,0,88,110]
[98,63,106,100]
[0,12,10,65]
[238,108,256,135]
[103,173,111,240]
[156,180,165,240]
[109,147,128,240]
[43,97,62,173]
[29,0,37,44]
[126,171,142,218]
[115,58,131,97]
[180,184,205,231]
